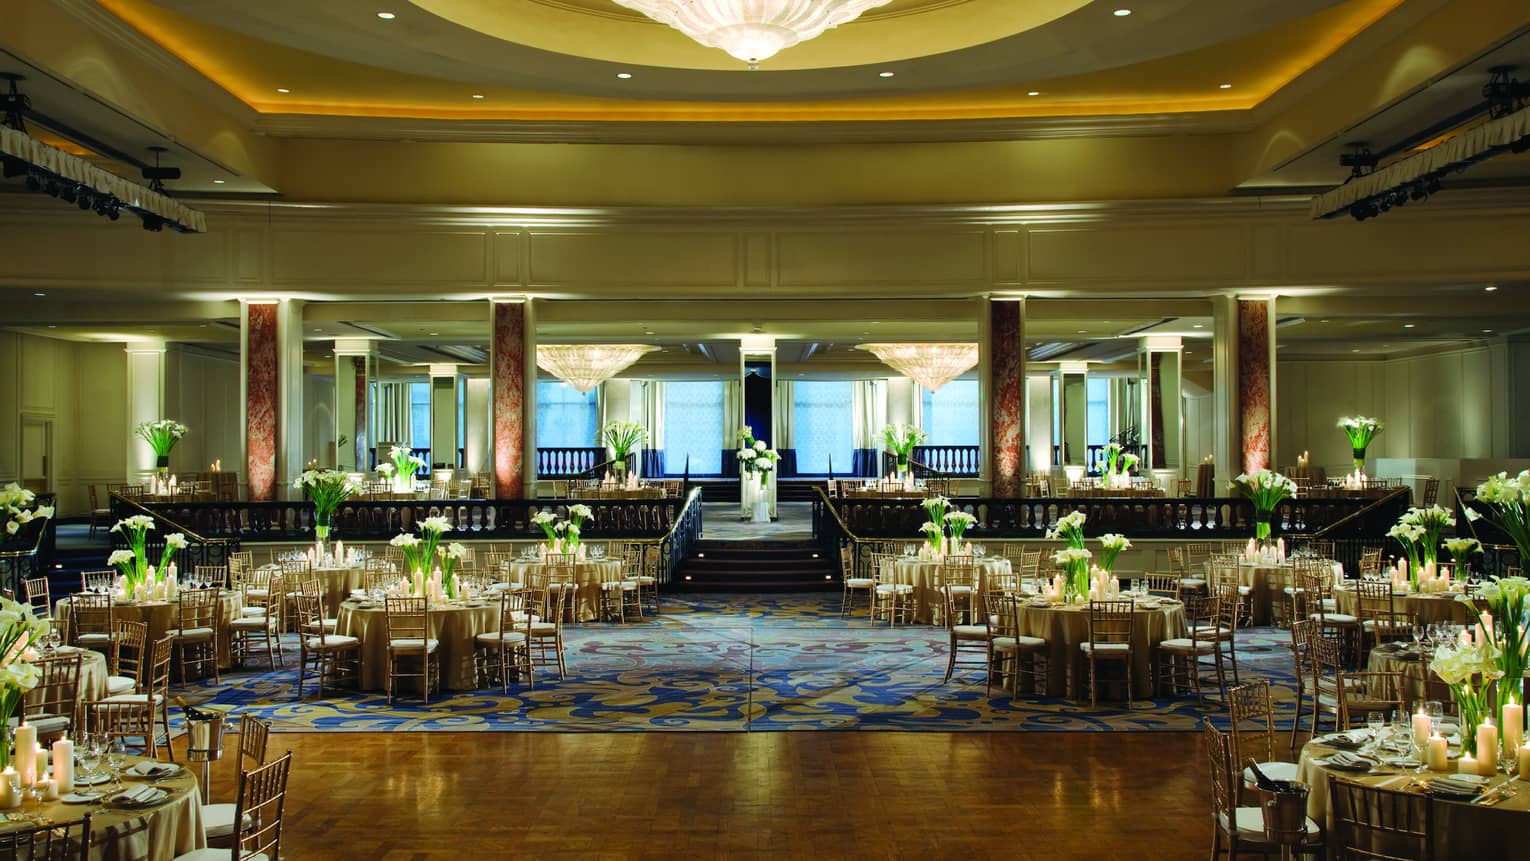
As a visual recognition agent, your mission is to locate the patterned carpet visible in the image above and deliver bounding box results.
[175,594,1305,734]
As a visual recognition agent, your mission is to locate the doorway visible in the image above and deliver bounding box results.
[20,416,52,494]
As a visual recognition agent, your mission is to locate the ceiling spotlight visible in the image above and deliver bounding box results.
[212,179,226,184]
[615,73,632,80]
[1403,323,1415,328]
[1113,8,1132,16]
[1218,83,1233,89]
[33,292,44,297]
[879,71,895,78]
[377,11,396,19]
[1191,324,1204,329]
[276,88,291,94]
[1027,91,1041,96]
[1484,329,1495,333]
[1486,284,1499,292]
[471,93,485,99]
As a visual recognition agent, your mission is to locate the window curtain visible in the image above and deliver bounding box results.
[850,380,885,477]
[374,381,411,450]
[721,380,742,478]
[772,380,796,477]
[639,380,665,478]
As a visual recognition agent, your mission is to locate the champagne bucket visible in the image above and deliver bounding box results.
[1261,784,1309,845]
[185,713,226,763]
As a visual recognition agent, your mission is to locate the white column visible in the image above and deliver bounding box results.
[276,299,306,497]
[333,339,375,472]
[429,363,460,470]
[463,377,491,476]
[1025,376,1053,475]
[521,298,539,497]
[1211,294,1240,489]
[124,340,167,482]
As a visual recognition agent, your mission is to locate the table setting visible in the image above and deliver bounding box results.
[501,543,622,623]
[880,544,1013,624]
[338,584,501,691]
[1012,583,1187,699]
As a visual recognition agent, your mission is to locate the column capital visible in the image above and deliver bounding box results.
[332,338,378,357]
[123,339,167,354]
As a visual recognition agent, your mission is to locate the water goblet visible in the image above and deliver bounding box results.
[973,545,987,559]
[1367,711,1385,742]
[106,736,128,790]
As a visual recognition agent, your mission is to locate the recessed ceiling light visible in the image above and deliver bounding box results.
[616,73,633,79]
[212,179,225,184]
[1113,8,1132,16]
[471,94,485,99]
[879,71,895,78]
[46,325,56,329]
[1486,284,1500,292]
[1403,323,1415,328]
[276,88,291,94]
[1484,329,1495,333]
[33,292,44,297]
[430,332,440,336]
[1352,348,1360,353]
[1218,83,1233,89]
[1320,319,1330,323]
[1076,330,1087,334]
[1027,91,1041,96]
[377,11,395,19]
[1191,324,1204,329]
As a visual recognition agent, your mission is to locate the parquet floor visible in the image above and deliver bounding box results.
[180,731,1217,860]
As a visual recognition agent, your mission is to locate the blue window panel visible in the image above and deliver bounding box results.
[1087,377,1110,447]
[920,379,980,446]
[664,381,724,475]
[794,381,853,475]
[409,382,431,450]
[536,382,599,448]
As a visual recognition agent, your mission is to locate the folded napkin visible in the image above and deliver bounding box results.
[127,761,176,778]
[1318,732,1367,749]
[1427,776,1486,797]
[113,785,165,806]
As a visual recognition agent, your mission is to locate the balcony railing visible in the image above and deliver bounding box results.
[537,447,607,479]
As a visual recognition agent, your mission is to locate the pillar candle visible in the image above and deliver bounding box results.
[50,738,72,794]
[1478,721,1499,775]
[0,768,16,809]
[1427,734,1449,771]
[40,779,57,801]
[33,745,43,782]
[1505,701,1524,757]
[1459,753,1478,775]
[1519,743,1530,781]
[13,724,36,786]
[1412,709,1433,750]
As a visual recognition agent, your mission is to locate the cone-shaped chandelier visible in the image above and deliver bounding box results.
[536,344,659,393]
[611,0,893,67]
[857,343,979,392]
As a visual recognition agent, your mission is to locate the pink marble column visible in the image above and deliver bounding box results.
[353,356,369,468]
[246,303,278,501]
[1237,298,1273,474]
[492,302,526,498]
[990,299,1025,498]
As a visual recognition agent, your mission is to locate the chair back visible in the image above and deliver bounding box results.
[294,593,327,641]
[79,570,115,593]
[939,556,976,589]
[22,576,50,619]
[239,716,272,770]
[1359,547,1384,576]
[383,596,429,643]
[178,588,222,632]
[1213,585,1241,634]
[983,592,1017,637]
[194,565,228,589]
[0,814,91,861]
[1144,572,1180,598]
[69,594,114,644]
[498,589,535,640]
[140,636,173,702]
[111,620,149,684]
[1336,671,1404,728]
[1328,776,1433,861]
[1086,600,1135,647]
[1355,580,1404,631]
[235,751,295,861]
[1202,719,1237,826]
[1228,680,1279,768]
[23,652,82,733]
[228,551,254,577]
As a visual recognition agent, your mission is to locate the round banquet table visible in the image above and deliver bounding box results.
[55,593,243,669]
[1014,596,1187,699]
[881,558,1013,625]
[337,599,500,691]
[31,753,207,861]
[502,559,624,622]
[1296,736,1529,858]
[1366,642,1438,707]
[1216,560,1342,626]
[1332,585,1476,626]
[32,645,110,703]
[263,562,373,617]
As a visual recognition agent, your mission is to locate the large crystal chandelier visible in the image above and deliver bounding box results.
[857,343,979,392]
[536,344,659,393]
[611,0,893,68]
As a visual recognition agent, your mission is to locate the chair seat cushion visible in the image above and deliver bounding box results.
[229,617,273,631]
[22,715,68,736]
[992,635,1047,650]
[845,578,875,588]
[77,633,112,644]
[238,607,267,618]
[1159,638,1218,654]
[1320,598,1339,612]
[529,622,558,635]
[105,675,137,696]
[245,589,270,599]
[200,802,252,839]
[322,618,338,631]
[626,576,657,584]
[306,635,360,650]
[1080,642,1131,654]
[167,627,216,641]
[1311,612,1358,624]
[102,693,150,704]
[599,581,637,591]
[176,850,269,861]
[1220,807,1320,842]
[475,632,529,646]
[1179,578,1206,588]
[952,624,989,638]
[387,638,439,652]
[875,584,914,594]
[1362,620,1410,631]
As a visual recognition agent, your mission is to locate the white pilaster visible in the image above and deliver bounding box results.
[124,340,167,482]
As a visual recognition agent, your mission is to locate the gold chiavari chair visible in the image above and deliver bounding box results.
[475,588,534,692]
[1287,618,1319,747]
[984,592,1048,698]
[22,652,82,742]
[106,619,148,697]
[1203,719,1322,861]
[545,554,581,625]
[1144,572,1182,600]
[219,751,295,861]
[88,635,173,760]
[169,588,222,684]
[0,816,92,860]
[870,553,914,627]
[384,596,439,704]
[230,578,285,670]
[194,565,229,590]
[938,554,977,623]
[1358,546,1384,577]
[1209,585,1243,687]
[1207,556,1252,627]
[69,593,115,654]
[1354,580,1410,658]
[1336,670,1404,729]
[839,543,874,617]
[1327,776,1432,861]
[1082,600,1136,709]
[1299,561,1360,664]
[941,580,990,684]
[1228,680,1299,795]
[1157,593,1224,706]
[622,542,660,616]
[528,574,568,679]
[597,558,641,623]
[79,569,115,594]
[295,593,359,698]
[203,716,273,845]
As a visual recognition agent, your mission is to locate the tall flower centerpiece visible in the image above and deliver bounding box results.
[1429,638,1504,758]
[1100,443,1140,491]
[376,445,427,494]
[1098,533,1131,574]
[438,542,468,600]
[600,420,647,480]
[921,495,950,556]
[0,596,47,770]
[946,511,977,549]
[135,419,187,481]
[392,515,453,577]
[1338,416,1383,474]
[1457,576,1530,733]
[1046,511,1089,601]
[1388,520,1425,587]
[1445,537,1482,575]
[1229,469,1297,542]
[108,515,154,593]
[565,503,592,555]
[293,469,362,545]
[532,511,560,549]
[1395,505,1454,578]
[1,483,54,541]
[882,423,927,479]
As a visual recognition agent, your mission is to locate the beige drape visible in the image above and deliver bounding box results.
[773,380,794,448]
[722,380,742,445]
[374,381,411,446]
[851,380,886,449]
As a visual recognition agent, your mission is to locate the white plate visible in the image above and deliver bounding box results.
[108,788,168,808]
[126,762,181,779]
[74,772,111,786]
[61,791,104,804]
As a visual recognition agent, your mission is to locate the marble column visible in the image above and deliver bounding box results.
[491,300,530,498]
[243,302,278,501]
[989,298,1025,498]
[1237,297,1276,474]
[124,340,167,482]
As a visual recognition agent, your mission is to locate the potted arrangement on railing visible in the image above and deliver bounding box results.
[1046,510,1089,601]
[376,445,427,494]
[0,595,47,772]
[293,469,362,547]
[1,483,54,542]
[600,421,647,481]
[1429,637,1504,762]
[135,419,187,483]
[882,423,927,480]
[1100,443,1139,491]
[1338,416,1383,474]
[1229,469,1296,543]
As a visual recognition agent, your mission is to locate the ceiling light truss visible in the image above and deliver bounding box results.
[611,0,893,68]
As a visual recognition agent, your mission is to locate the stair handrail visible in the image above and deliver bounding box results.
[619,485,704,585]
[109,492,241,569]
[1308,485,1412,538]
[814,485,874,581]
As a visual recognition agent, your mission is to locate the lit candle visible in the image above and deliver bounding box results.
[51,738,72,794]
[1505,699,1525,757]
[1459,752,1478,775]
[39,779,57,801]
[1413,708,1433,750]
[13,724,36,786]
[1427,733,1449,771]
[0,768,17,809]
[1520,742,1530,782]
[1478,720,1499,776]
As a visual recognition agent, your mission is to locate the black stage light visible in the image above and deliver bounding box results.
[59,184,76,203]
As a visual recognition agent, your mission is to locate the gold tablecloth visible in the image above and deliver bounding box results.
[1203,560,1341,626]
[1333,586,1475,626]
[55,594,242,669]
[32,645,109,705]
[882,558,1013,624]
[1014,598,1187,699]
[337,600,499,691]
[1297,738,1529,858]
[1366,644,1437,707]
[263,563,371,617]
[503,559,624,622]
[30,754,206,861]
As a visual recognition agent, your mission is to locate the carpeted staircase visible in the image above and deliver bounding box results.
[688,479,827,504]
[671,538,839,592]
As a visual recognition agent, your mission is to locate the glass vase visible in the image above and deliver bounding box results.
[1254,511,1273,542]
[1353,447,1367,473]
[155,454,170,480]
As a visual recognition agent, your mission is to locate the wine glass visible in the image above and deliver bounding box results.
[78,732,102,783]
[1367,711,1385,742]
[973,545,987,559]
[105,736,128,792]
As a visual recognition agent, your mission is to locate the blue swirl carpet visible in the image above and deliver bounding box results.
[175,594,1304,733]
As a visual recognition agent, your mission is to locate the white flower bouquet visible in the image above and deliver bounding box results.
[135,419,187,475]
[1098,533,1131,573]
[1229,469,1297,540]
[1,483,54,540]
[0,594,48,769]
[109,514,156,590]
[438,542,468,599]
[1429,638,1504,758]
[1053,546,1093,601]
[1338,416,1383,471]
[600,421,647,471]
[379,445,427,491]
[945,511,977,544]
[294,468,363,541]
[1045,510,1087,549]
[881,424,927,472]
[1456,576,1530,729]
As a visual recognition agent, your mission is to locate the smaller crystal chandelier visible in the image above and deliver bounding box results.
[611,0,893,68]
[536,344,659,393]
[857,343,979,392]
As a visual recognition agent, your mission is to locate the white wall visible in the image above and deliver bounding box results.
[167,347,241,476]
[304,374,336,469]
